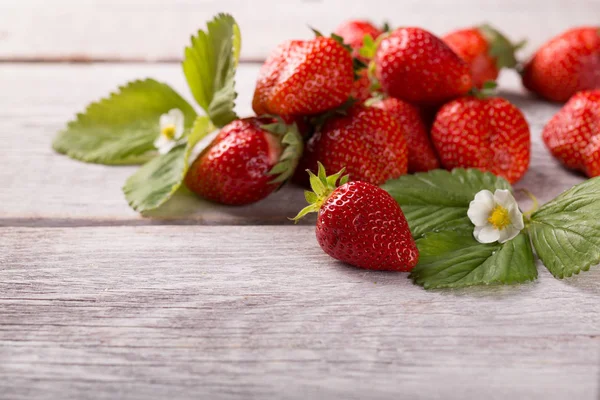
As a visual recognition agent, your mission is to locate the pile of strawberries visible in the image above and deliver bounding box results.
[185,21,600,272]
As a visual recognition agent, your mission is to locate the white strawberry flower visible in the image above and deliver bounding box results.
[467,189,524,244]
[155,108,185,154]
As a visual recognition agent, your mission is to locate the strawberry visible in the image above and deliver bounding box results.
[334,20,384,61]
[252,36,354,116]
[349,69,373,102]
[184,117,302,205]
[375,27,473,105]
[371,98,440,172]
[442,24,523,88]
[430,94,530,184]
[522,27,600,102]
[297,105,408,185]
[542,90,600,177]
[293,163,419,272]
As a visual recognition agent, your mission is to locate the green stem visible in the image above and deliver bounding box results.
[520,188,539,221]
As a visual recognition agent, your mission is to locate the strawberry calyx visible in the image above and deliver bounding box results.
[312,27,367,79]
[260,116,304,184]
[359,34,385,92]
[478,24,526,70]
[469,80,498,99]
[358,33,379,60]
[291,162,349,222]
[308,98,357,132]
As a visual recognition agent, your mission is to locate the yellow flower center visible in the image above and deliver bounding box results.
[488,205,511,230]
[161,124,177,140]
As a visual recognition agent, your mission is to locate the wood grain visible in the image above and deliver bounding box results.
[1,226,599,399]
[0,63,314,225]
[1,0,599,61]
[0,63,586,226]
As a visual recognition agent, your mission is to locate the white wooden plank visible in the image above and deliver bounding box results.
[1,0,598,61]
[1,225,599,399]
[0,63,315,225]
[0,63,586,225]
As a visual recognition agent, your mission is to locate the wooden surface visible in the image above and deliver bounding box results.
[2,227,600,400]
[2,0,600,61]
[1,28,600,399]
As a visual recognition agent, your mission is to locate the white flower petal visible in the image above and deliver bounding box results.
[159,113,173,129]
[509,205,525,230]
[474,225,500,244]
[498,225,520,243]
[154,135,168,149]
[468,203,491,226]
[157,140,176,155]
[497,226,512,243]
[468,190,494,226]
[493,189,516,209]
[168,108,185,139]
[474,190,495,209]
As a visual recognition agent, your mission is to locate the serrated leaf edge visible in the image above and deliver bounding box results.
[53,78,195,165]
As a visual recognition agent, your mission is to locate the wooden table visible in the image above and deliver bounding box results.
[2,2,600,399]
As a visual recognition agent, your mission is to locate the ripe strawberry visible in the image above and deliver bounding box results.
[334,20,384,61]
[252,36,354,116]
[542,90,600,177]
[371,98,440,172]
[522,27,600,102]
[293,163,419,272]
[431,95,530,184]
[375,27,473,105]
[184,117,302,205]
[297,105,408,186]
[349,69,373,102]
[443,24,523,88]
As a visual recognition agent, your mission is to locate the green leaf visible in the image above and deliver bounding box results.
[123,116,215,212]
[529,177,600,278]
[478,24,524,69]
[411,229,537,289]
[359,34,377,59]
[262,121,303,184]
[182,13,240,128]
[381,169,511,238]
[53,79,197,165]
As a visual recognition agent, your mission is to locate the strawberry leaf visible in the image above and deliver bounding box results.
[53,79,197,165]
[381,169,511,238]
[411,229,537,289]
[183,13,240,128]
[529,177,600,278]
[123,116,214,212]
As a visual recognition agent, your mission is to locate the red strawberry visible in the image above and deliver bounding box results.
[522,27,600,102]
[375,27,473,105]
[185,117,302,205]
[349,69,373,102]
[252,36,354,116]
[542,90,600,177]
[293,163,419,272]
[297,105,408,185]
[334,20,384,61]
[443,24,523,88]
[371,98,440,172]
[431,95,531,184]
